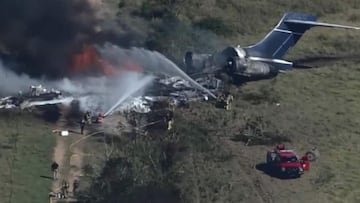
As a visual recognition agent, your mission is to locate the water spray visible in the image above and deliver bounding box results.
[100,44,217,99]
[103,75,154,117]
[19,97,75,109]
[153,52,217,99]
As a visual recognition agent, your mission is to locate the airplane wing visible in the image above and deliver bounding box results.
[285,19,360,30]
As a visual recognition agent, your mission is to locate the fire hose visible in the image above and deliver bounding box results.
[134,119,165,131]
[69,131,106,161]
[69,119,166,157]
[68,119,168,176]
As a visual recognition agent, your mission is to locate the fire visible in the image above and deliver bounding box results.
[71,44,144,76]
[71,45,116,76]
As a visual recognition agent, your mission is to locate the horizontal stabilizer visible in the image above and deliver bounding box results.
[285,19,360,30]
[245,12,360,59]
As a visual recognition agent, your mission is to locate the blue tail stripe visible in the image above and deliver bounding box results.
[244,12,318,59]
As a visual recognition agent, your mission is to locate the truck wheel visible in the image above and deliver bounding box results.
[306,147,320,162]
[306,151,316,162]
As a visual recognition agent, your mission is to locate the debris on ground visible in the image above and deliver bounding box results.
[52,129,70,136]
[233,116,291,145]
[0,75,221,115]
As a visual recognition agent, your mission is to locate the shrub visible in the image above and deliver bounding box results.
[194,17,234,36]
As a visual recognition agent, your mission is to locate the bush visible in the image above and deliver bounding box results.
[194,17,234,36]
[145,19,225,66]
[240,84,280,105]
[134,1,176,20]
[232,115,291,146]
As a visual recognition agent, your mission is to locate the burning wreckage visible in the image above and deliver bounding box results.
[116,75,223,132]
[0,85,65,109]
[0,76,223,115]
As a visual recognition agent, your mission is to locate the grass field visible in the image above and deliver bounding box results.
[0,110,56,203]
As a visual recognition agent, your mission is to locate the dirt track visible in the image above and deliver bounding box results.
[51,133,67,193]
[51,106,85,198]
[49,107,128,199]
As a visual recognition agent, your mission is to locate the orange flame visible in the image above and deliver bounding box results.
[71,44,146,76]
[71,45,116,76]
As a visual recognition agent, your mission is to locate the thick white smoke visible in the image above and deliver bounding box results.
[0,60,43,95]
[50,72,153,114]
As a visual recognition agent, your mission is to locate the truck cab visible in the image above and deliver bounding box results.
[267,149,307,178]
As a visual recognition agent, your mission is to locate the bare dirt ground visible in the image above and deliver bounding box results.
[51,106,85,200]
[49,107,130,202]
[51,134,67,192]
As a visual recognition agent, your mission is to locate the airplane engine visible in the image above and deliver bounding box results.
[220,46,276,77]
[243,61,272,76]
[184,46,277,78]
[225,57,277,77]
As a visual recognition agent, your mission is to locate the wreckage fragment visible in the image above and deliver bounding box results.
[0,84,64,109]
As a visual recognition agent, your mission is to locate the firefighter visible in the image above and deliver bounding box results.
[51,161,59,180]
[73,179,80,195]
[165,110,174,130]
[61,180,69,198]
[84,111,92,124]
[80,119,86,135]
[216,93,226,109]
[97,112,104,123]
[30,86,36,96]
[225,92,234,111]
[277,143,285,150]
[275,143,285,152]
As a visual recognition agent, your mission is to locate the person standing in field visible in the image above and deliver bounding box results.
[80,119,86,135]
[51,161,59,180]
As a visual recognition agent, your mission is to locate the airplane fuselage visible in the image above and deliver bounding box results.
[184,12,360,85]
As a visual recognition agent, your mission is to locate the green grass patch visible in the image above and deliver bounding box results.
[0,110,55,203]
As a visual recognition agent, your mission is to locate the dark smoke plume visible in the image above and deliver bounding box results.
[0,0,100,78]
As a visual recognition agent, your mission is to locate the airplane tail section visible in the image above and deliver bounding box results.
[244,12,360,59]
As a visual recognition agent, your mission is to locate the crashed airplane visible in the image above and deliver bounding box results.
[0,85,67,109]
[6,12,359,115]
[0,76,213,114]
[184,12,360,84]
